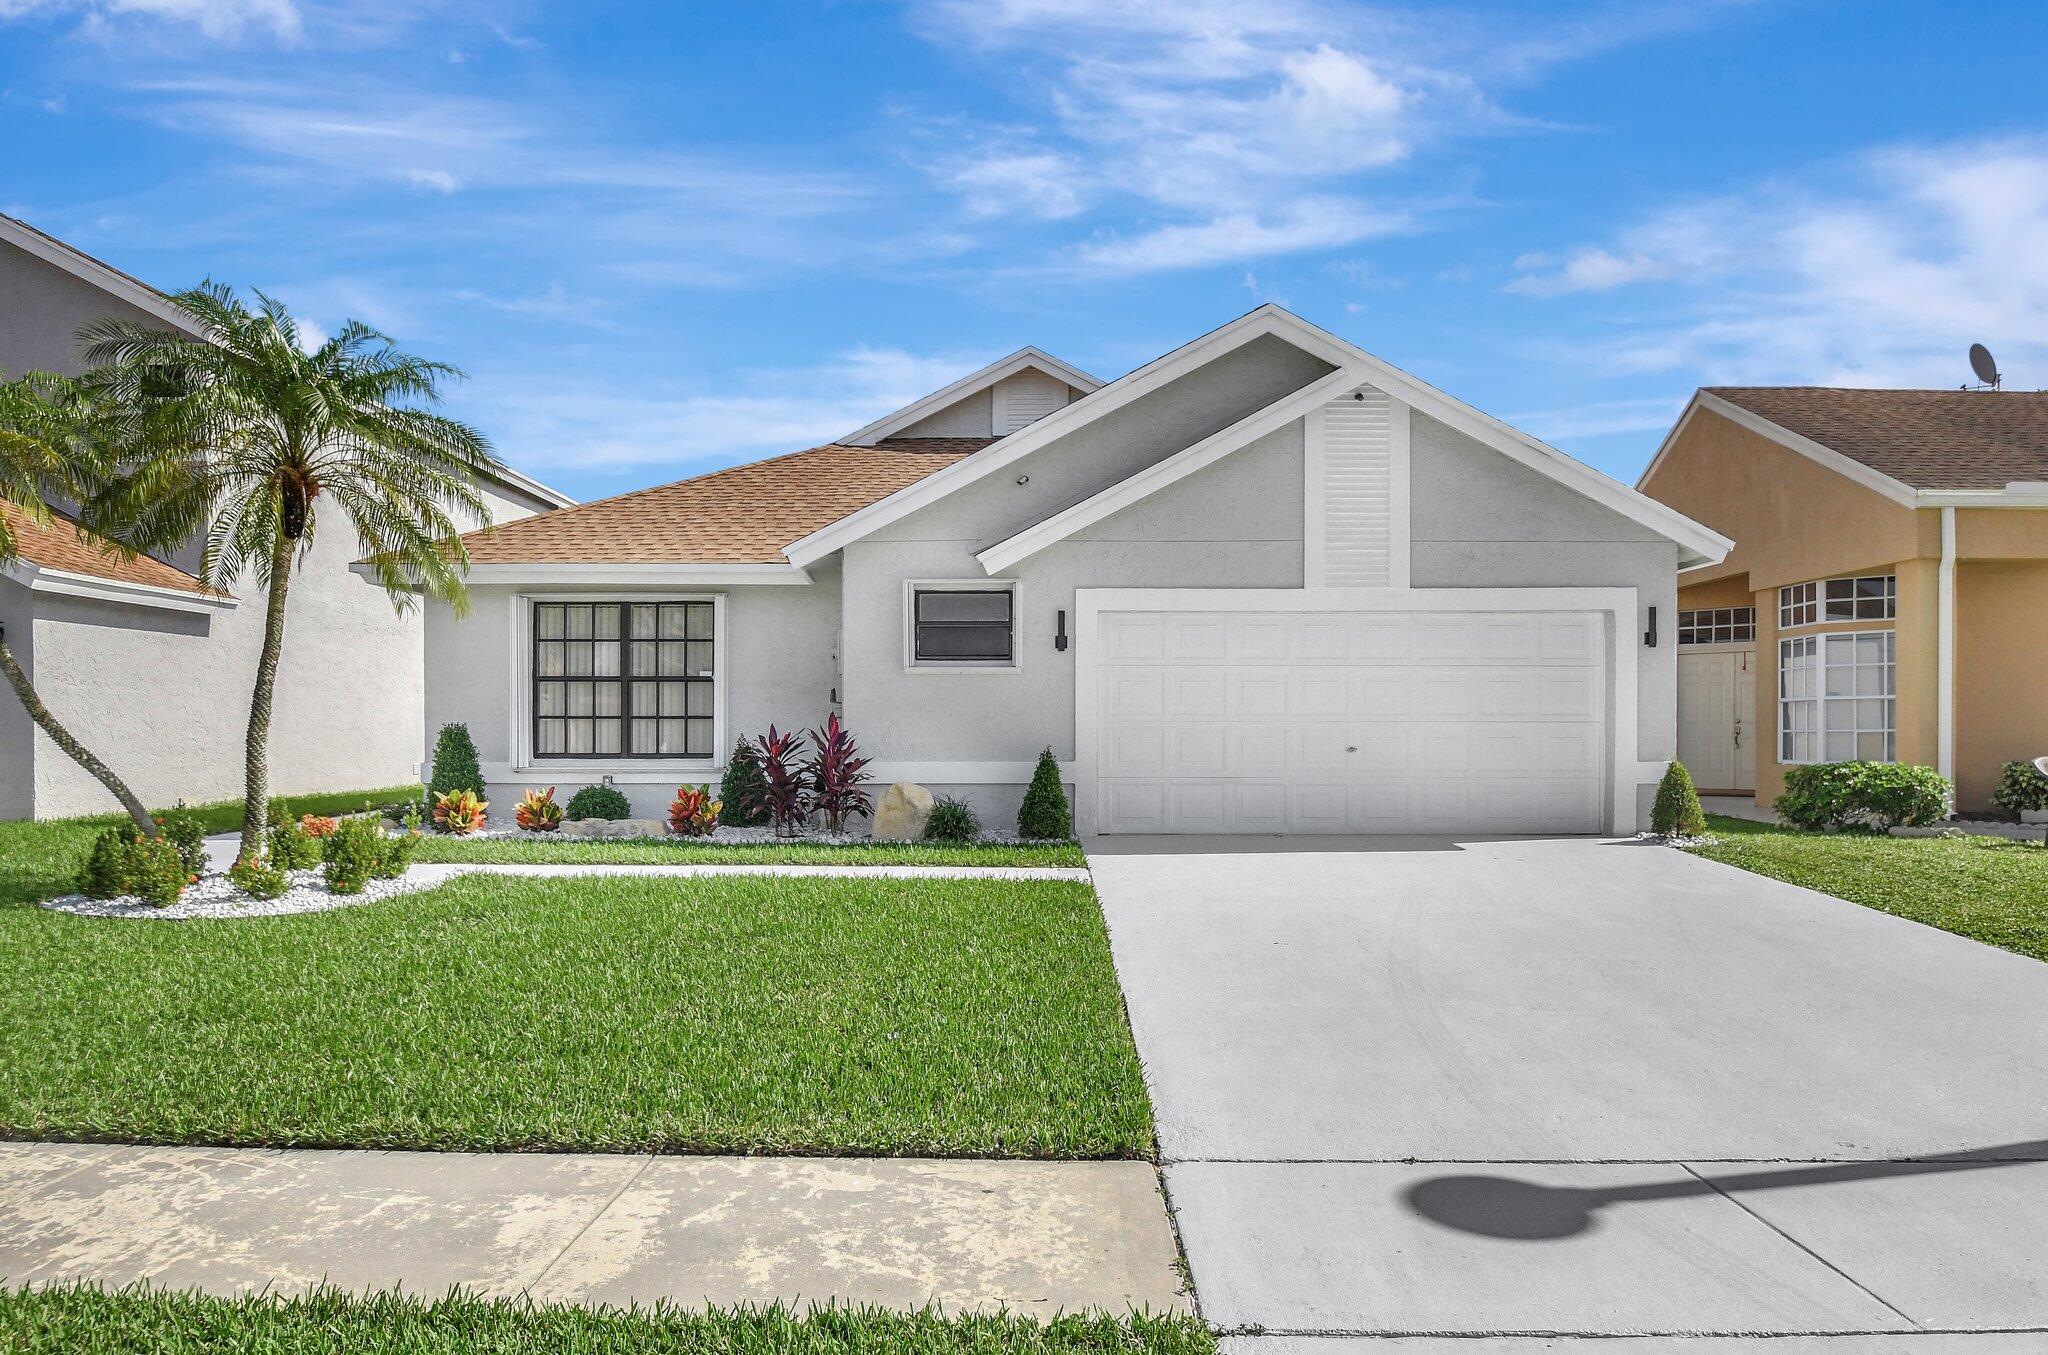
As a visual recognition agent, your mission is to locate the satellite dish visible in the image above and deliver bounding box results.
[1969,343,2001,389]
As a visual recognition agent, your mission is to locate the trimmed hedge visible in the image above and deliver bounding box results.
[1774,761,1950,832]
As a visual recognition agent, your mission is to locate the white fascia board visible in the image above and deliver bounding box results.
[1918,485,2048,508]
[1268,312,1733,569]
[484,464,577,510]
[791,303,1731,571]
[452,562,813,586]
[3,559,234,614]
[0,213,205,338]
[840,347,1104,446]
[1646,392,1920,511]
[976,365,1364,573]
[788,307,1323,567]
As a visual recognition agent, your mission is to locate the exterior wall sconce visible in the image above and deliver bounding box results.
[1643,606,1658,648]
[1055,609,1069,652]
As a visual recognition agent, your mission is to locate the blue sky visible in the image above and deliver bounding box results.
[4,0,2046,503]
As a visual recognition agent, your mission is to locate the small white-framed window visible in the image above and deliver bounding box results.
[1779,629,1894,764]
[905,580,1019,670]
[1678,606,1755,645]
[1780,574,1894,629]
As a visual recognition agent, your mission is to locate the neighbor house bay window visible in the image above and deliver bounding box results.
[533,601,714,758]
[1778,630,1894,764]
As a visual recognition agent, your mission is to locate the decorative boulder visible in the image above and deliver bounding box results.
[562,818,669,839]
[870,782,935,842]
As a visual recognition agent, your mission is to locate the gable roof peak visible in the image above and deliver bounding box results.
[840,345,1102,445]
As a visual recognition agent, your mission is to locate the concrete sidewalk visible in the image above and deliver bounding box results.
[0,1142,1187,1314]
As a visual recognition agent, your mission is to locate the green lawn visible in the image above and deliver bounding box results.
[0,785,417,909]
[409,836,1087,867]
[0,1287,1213,1354]
[0,872,1152,1157]
[1691,814,2048,961]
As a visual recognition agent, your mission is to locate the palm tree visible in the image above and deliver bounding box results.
[0,372,157,832]
[81,284,503,863]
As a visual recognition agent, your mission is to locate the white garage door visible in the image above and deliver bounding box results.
[1093,609,1608,834]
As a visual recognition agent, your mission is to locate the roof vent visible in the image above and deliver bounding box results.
[992,369,1069,434]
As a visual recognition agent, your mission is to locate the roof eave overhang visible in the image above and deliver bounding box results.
[0,214,206,339]
[351,561,815,588]
[3,559,234,614]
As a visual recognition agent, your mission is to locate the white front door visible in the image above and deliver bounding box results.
[1677,650,1755,793]
[1091,607,1608,835]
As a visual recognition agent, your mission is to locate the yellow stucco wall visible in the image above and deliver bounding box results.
[1649,408,2048,811]
[1955,559,2048,810]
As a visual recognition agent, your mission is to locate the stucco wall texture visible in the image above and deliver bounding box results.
[430,346,1684,833]
[1,238,555,818]
[1660,408,2048,812]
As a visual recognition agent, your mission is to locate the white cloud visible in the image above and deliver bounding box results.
[1512,137,2048,387]
[944,149,1086,220]
[1505,246,1675,296]
[1075,196,1405,272]
[470,347,1001,474]
[0,0,300,41]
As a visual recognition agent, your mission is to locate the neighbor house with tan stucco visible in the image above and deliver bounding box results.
[1638,387,2048,813]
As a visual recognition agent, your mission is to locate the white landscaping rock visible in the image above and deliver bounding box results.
[40,868,435,921]
[870,783,936,842]
[560,818,671,839]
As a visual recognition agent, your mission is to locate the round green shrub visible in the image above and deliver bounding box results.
[77,827,136,900]
[128,835,190,908]
[229,855,289,900]
[1651,760,1706,837]
[1992,760,2048,816]
[922,795,980,843]
[566,785,632,821]
[158,809,209,879]
[321,817,385,895]
[1774,760,1950,832]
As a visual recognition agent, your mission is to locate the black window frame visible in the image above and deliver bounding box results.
[531,600,716,760]
[910,587,1016,666]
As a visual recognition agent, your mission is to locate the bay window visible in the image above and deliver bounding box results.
[1779,630,1894,764]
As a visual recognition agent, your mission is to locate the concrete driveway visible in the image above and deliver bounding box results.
[1089,835,2048,1351]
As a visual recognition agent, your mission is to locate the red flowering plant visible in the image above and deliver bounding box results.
[804,713,873,836]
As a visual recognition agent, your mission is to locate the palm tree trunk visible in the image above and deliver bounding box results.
[238,534,296,863]
[0,629,155,833]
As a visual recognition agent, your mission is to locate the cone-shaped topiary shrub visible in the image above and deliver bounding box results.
[429,723,485,800]
[1651,760,1706,837]
[1018,747,1072,840]
[719,737,771,827]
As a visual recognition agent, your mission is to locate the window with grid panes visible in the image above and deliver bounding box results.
[532,601,714,758]
[1678,606,1755,645]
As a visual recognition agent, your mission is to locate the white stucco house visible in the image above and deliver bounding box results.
[422,306,1730,836]
[0,213,570,819]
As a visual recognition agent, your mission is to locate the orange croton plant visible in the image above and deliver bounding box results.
[668,785,721,837]
[515,786,563,832]
[433,788,488,835]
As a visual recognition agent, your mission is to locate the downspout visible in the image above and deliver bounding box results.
[1937,506,1956,787]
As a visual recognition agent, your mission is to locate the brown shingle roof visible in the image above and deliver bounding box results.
[2,502,212,595]
[460,437,998,565]
[1707,387,2048,491]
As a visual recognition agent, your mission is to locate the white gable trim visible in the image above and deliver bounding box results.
[1638,392,1918,509]
[789,305,1730,571]
[3,559,235,614]
[0,213,205,339]
[976,366,1363,573]
[841,347,1102,446]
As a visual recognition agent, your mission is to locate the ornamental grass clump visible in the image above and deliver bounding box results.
[1651,760,1706,837]
[668,785,721,837]
[923,795,980,843]
[515,786,563,832]
[433,788,488,835]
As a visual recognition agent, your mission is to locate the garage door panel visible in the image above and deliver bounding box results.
[1093,607,1607,835]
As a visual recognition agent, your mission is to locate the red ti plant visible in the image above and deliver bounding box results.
[756,726,811,837]
[805,713,873,836]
